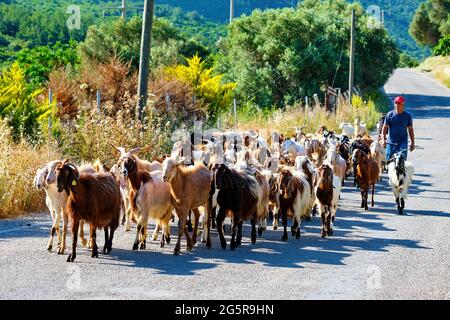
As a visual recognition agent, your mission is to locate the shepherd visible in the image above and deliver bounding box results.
[381,96,415,160]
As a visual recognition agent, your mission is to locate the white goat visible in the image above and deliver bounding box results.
[339,122,354,137]
[388,153,414,215]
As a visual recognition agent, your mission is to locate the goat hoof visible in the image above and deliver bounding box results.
[140,242,146,250]
[281,234,288,241]
[327,229,333,236]
[160,240,165,248]
[132,243,139,251]
[273,225,278,230]
[165,236,170,244]
[220,239,227,250]
[321,231,326,238]
[296,230,300,239]
[173,245,181,255]
[67,254,76,262]
[258,227,264,237]
[47,245,52,252]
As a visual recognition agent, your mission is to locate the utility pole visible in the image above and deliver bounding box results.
[230,0,234,23]
[348,9,356,105]
[136,0,155,122]
[122,0,126,19]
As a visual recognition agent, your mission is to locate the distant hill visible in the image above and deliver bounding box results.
[156,0,430,59]
[0,0,430,60]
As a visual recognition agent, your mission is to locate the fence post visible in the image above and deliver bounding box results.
[96,90,101,114]
[305,96,309,109]
[233,97,237,131]
[165,93,171,111]
[48,89,53,131]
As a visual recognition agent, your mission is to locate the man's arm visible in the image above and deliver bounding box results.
[408,126,415,151]
[381,124,389,147]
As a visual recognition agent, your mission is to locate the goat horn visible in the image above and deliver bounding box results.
[129,147,141,155]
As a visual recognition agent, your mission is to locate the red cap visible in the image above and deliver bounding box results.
[394,96,405,104]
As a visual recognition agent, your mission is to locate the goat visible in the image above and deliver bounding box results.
[277,168,312,240]
[34,161,100,254]
[352,149,379,210]
[162,158,211,255]
[305,139,327,167]
[295,156,317,217]
[121,156,173,249]
[211,165,261,250]
[354,119,368,138]
[113,146,162,231]
[325,145,347,187]
[388,153,414,215]
[350,138,371,187]
[370,141,384,181]
[55,161,121,262]
[339,122,354,137]
[315,164,334,237]
[261,170,280,230]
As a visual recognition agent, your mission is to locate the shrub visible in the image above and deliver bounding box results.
[0,62,51,143]
[165,55,236,125]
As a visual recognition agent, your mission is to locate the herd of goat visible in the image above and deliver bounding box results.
[33,119,415,262]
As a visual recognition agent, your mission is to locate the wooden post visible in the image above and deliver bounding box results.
[349,9,356,106]
[136,0,155,123]
[96,90,101,114]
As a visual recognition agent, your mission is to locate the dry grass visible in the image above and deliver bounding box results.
[0,120,61,219]
[417,56,450,88]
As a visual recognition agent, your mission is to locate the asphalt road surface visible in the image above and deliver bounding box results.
[0,68,449,300]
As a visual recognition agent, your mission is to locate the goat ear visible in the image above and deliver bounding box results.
[112,145,126,155]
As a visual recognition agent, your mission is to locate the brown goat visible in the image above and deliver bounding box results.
[352,149,379,210]
[56,161,121,262]
[315,164,334,238]
[162,158,211,255]
[278,168,312,241]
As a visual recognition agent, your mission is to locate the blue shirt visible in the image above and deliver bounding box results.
[384,110,413,144]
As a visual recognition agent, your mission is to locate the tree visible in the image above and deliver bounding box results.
[220,0,399,108]
[409,0,450,47]
[79,16,210,72]
[15,41,79,88]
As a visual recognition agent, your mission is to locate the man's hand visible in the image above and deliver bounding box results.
[410,143,415,152]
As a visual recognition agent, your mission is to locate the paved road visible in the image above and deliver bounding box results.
[0,69,449,300]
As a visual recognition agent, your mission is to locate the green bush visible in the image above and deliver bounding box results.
[433,35,450,56]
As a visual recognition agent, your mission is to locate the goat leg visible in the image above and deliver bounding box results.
[174,210,187,255]
[371,184,375,207]
[90,224,98,258]
[67,218,79,262]
[217,207,227,250]
[250,216,257,245]
[107,226,114,254]
[58,212,68,255]
[191,208,200,245]
[281,207,288,241]
[103,227,109,254]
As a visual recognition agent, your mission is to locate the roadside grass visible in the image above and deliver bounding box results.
[0,120,61,219]
[417,56,450,88]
